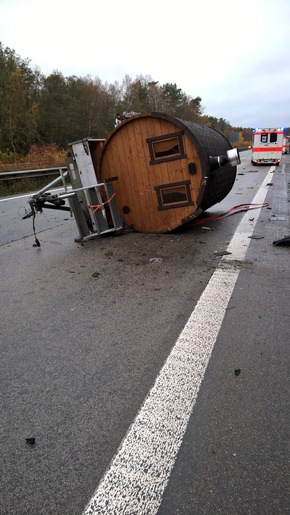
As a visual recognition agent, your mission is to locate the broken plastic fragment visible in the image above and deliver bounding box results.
[33,238,41,247]
[149,258,163,264]
[269,215,287,221]
[26,437,35,445]
[214,250,232,256]
[273,236,290,246]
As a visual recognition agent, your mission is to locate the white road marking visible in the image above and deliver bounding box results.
[83,167,275,515]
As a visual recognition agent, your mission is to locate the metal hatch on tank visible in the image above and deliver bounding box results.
[99,112,240,233]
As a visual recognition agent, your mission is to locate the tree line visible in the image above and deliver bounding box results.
[0,42,252,164]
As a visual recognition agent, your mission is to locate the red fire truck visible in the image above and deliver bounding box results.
[251,127,283,165]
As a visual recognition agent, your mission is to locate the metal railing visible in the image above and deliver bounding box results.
[0,149,250,182]
[0,167,67,181]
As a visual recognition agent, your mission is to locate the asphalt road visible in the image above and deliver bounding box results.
[0,151,289,515]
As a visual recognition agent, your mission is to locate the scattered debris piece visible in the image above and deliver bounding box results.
[269,215,287,221]
[248,235,264,239]
[201,226,212,231]
[91,271,100,277]
[32,238,41,248]
[273,236,290,246]
[214,250,232,256]
[149,258,163,264]
[266,183,273,186]
[249,217,254,221]
[238,173,244,175]
[234,369,241,376]
[26,437,35,446]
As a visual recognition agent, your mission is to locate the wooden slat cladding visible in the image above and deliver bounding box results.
[99,113,236,233]
[89,140,105,181]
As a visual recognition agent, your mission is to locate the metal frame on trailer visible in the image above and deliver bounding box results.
[23,138,124,242]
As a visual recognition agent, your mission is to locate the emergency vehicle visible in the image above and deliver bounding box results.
[251,127,283,165]
[282,136,290,154]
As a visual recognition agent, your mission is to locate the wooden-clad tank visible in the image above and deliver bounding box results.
[99,112,238,233]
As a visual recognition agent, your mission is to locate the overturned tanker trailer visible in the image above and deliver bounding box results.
[100,112,239,233]
[24,112,240,241]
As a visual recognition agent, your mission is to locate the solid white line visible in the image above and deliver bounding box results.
[225,165,275,261]
[83,167,275,515]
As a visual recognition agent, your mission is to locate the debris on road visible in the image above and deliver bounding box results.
[269,215,287,221]
[149,258,163,264]
[214,250,232,256]
[273,236,290,246]
[25,437,35,446]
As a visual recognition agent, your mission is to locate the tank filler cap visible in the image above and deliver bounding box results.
[226,148,240,166]
[209,148,240,171]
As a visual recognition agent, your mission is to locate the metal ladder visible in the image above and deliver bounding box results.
[65,138,123,241]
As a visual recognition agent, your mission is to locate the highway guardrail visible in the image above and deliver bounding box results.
[0,167,67,181]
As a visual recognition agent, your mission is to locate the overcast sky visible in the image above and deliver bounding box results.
[1,0,289,128]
